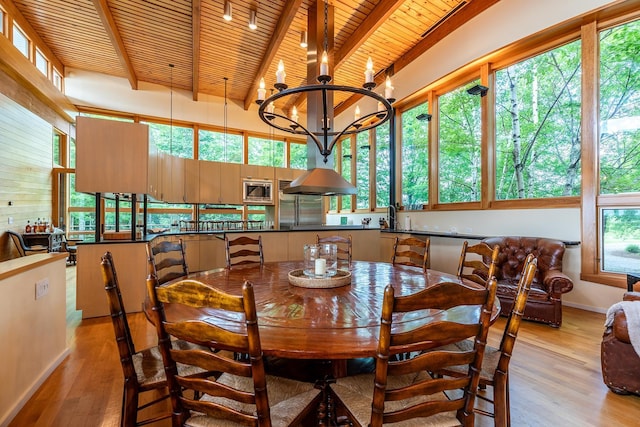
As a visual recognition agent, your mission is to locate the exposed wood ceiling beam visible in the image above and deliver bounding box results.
[92,0,138,90]
[242,0,304,111]
[334,0,501,116]
[192,0,201,101]
[334,0,404,70]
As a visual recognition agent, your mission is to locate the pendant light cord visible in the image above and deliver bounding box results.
[223,77,228,160]
[169,63,174,154]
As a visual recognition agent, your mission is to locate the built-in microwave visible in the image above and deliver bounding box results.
[242,179,274,205]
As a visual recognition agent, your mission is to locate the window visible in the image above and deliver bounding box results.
[35,49,48,76]
[146,122,194,158]
[248,136,285,167]
[0,9,5,36]
[68,173,96,241]
[601,209,640,274]
[401,103,429,208]
[341,138,352,211]
[355,132,370,210]
[599,20,640,196]
[53,130,63,167]
[375,123,391,208]
[289,141,307,169]
[53,68,63,91]
[597,19,640,276]
[438,81,482,204]
[198,128,242,163]
[12,23,29,58]
[495,40,582,200]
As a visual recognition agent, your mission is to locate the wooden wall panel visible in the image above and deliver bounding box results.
[0,91,53,261]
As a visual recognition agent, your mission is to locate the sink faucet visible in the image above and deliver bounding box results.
[387,204,397,230]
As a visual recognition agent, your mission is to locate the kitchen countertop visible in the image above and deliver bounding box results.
[380,229,580,246]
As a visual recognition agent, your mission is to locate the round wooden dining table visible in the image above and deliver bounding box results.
[160,260,499,377]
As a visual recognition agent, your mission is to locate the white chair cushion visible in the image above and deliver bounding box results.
[332,371,462,427]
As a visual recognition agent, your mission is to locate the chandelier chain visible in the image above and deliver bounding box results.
[323,0,329,54]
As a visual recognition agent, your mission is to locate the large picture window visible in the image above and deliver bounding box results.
[146,122,194,158]
[598,20,640,196]
[401,103,429,209]
[438,83,481,203]
[495,40,582,200]
[597,19,640,276]
[356,132,370,210]
[248,136,285,167]
[198,129,242,163]
[375,123,390,208]
[341,138,352,211]
[289,142,307,169]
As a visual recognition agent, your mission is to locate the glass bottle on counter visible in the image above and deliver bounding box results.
[25,221,32,233]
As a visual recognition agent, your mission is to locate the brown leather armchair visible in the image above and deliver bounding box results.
[481,236,574,327]
[601,292,640,396]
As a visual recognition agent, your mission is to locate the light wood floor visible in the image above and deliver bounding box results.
[8,267,640,426]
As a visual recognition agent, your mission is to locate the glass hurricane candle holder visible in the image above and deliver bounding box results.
[304,243,338,278]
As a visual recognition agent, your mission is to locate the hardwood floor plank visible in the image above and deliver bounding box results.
[7,268,640,426]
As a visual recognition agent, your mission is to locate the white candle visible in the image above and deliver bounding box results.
[276,60,286,84]
[385,76,394,99]
[266,101,275,114]
[365,57,374,83]
[315,258,326,276]
[291,106,299,123]
[320,51,329,76]
[354,105,361,121]
[257,77,266,101]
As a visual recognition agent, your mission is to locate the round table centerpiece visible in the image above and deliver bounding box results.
[288,268,352,288]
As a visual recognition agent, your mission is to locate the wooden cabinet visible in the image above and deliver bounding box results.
[147,144,161,200]
[76,116,149,194]
[220,163,242,204]
[241,164,275,181]
[199,161,241,205]
[184,158,200,204]
[160,154,186,203]
[275,167,306,183]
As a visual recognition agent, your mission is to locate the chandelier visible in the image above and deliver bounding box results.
[255,0,395,166]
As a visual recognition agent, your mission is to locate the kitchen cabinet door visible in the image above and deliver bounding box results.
[199,160,221,203]
[219,163,241,204]
[184,158,200,204]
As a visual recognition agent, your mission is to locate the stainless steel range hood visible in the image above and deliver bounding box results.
[282,167,357,195]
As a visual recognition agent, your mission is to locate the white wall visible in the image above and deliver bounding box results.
[0,255,68,427]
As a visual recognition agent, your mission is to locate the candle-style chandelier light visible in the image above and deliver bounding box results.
[255,0,395,167]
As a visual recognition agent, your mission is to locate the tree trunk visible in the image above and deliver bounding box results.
[508,69,525,198]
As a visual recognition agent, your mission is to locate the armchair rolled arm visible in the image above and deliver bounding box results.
[623,292,640,302]
[542,269,574,294]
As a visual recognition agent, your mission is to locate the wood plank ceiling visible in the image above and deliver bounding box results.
[10,0,498,115]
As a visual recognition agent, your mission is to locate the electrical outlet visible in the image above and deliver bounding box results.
[8,217,13,224]
[35,278,49,299]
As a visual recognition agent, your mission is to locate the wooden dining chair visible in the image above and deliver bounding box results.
[147,239,188,284]
[145,276,322,426]
[225,235,264,268]
[391,236,430,271]
[330,277,498,427]
[7,230,48,257]
[457,240,500,287]
[101,251,173,427]
[317,234,352,266]
[434,254,537,427]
